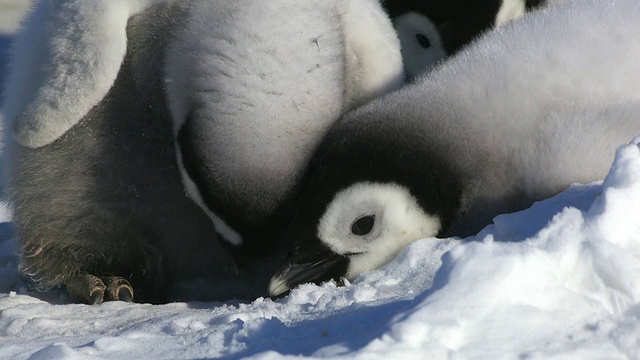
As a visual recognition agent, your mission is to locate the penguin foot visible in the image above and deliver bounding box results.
[65,274,134,304]
[65,273,107,304]
[102,276,134,303]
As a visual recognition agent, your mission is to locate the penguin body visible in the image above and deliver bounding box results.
[167,0,404,249]
[269,0,640,297]
[2,0,403,303]
[3,2,247,304]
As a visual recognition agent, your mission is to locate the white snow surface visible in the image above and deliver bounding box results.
[2,2,640,359]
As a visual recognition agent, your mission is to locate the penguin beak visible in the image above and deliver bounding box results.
[268,251,349,298]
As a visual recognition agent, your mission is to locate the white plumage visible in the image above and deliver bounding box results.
[3,0,178,148]
[166,0,404,241]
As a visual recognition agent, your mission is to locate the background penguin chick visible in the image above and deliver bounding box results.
[392,12,446,80]
[270,0,640,297]
[384,0,546,79]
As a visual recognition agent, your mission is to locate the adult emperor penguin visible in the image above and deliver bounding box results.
[2,0,404,303]
[385,0,546,79]
[269,0,640,297]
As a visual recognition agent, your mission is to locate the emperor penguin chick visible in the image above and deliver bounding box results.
[385,0,546,79]
[3,3,246,304]
[269,0,640,297]
[2,0,404,303]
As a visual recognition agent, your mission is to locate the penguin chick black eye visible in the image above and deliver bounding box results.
[415,33,431,48]
[350,214,376,236]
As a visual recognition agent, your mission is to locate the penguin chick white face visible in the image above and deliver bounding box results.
[393,12,446,80]
[318,182,441,279]
[269,182,441,297]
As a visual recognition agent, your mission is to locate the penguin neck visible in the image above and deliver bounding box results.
[304,119,465,236]
[322,90,517,238]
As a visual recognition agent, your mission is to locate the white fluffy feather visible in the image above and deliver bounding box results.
[495,0,527,26]
[407,0,640,187]
[3,0,403,152]
[2,0,178,148]
[341,0,405,107]
[165,0,403,223]
[317,182,441,279]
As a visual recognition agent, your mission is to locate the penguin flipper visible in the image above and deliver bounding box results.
[4,0,174,148]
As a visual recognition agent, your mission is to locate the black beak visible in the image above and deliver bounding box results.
[268,252,349,298]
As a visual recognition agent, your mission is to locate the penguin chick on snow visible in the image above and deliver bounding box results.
[385,0,546,79]
[2,0,404,303]
[3,1,238,304]
[269,0,640,297]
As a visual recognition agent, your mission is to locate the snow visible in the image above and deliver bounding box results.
[1,2,640,359]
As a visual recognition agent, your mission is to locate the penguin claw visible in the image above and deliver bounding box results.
[89,289,105,305]
[65,274,135,304]
[65,273,107,305]
[103,277,135,302]
[117,287,134,302]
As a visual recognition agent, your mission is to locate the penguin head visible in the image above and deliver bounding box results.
[269,181,442,297]
[393,12,447,79]
[268,109,462,297]
[384,0,533,80]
